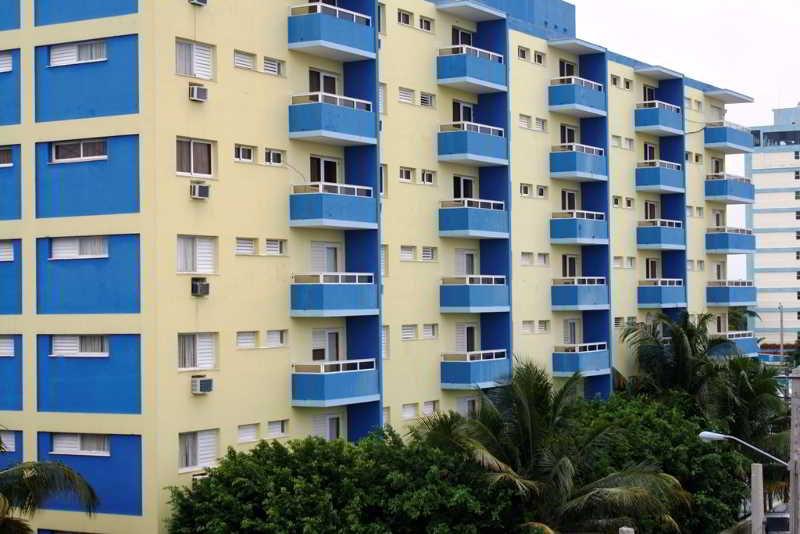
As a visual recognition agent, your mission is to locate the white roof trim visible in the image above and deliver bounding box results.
[635,65,683,80]
[705,88,754,104]
[435,1,505,22]
[548,39,606,55]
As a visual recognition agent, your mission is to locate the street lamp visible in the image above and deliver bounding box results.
[699,431,788,466]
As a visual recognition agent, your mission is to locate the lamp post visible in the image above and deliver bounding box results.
[699,431,787,466]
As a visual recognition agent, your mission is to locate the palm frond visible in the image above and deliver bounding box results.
[0,517,34,534]
[0,461,98,516]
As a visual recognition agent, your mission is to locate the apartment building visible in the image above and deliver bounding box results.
[749,106,800,345]
[0,0,756,531]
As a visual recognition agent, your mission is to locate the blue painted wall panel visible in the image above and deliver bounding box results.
[0,49,21,125]
[0,335,22,410]
[35,35,139,122]
[707,286,757,306]
[0,0,20,31]
[0,431,22,469]
[35,0,138,26]
[37,334,141,414]
[38,433,142,515]
[0,240,22,315]
[0,145,21,220]
[634,107,683,134]
[36,135,140,218]
[706,232,756,254]
[36,235,141,314]
[636,226,686,249]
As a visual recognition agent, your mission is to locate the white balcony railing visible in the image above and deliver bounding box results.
[636,100,682,114]
[553,342,608,353]
[639,278,684,287]
[549,76,604,92]
[551,143,605,156]
[291,92,372,112]
[441,198,504,210]
[708,280,754,287]
[289,3,371,26]
[706,120,749,132]
[440,121,505,137]
[637,159,682,171]
[638,219,683,229]
[706,173,751,183]
[292,358,376,374]
[293,182,373,197]
[438,45,504,63]
[552,276,607,286]
[441,275,506,286]
[293,272,374,284]
[441,350,507,362]
[707,226,753,235]
[551,210,605,221]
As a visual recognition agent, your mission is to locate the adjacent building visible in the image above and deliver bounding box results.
[0,0,756,531]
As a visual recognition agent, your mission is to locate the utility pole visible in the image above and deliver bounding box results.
[780,303,785,362]
[791,366,800,534]
[752,463,764,534]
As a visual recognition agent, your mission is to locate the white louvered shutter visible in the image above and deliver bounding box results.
[381,326,388,359]
[268,420,285,437]
[0,52,11,73]
[53,433,80,453]
[235,238,256,255]
[196,430,218,467]
[401,325,416,340]
[0,241,13,262]
[378,84,386,113]
[311,415,329,438]
[193,43,213,80]
[50,43,78,66]
[196,237,216,273]
[51,237,79,259]
[263,57,281,75]
[195,333,215,369]
[233,51,255,70]
[52,335,80,356]
[398,87,414,104]
[0,337,13,357]
[238,424,258,443]
[237,331,257,348]
[265,330,284,348]
[422,324,436,338]
[265,239,283,255]
[402,403,417,419]
[78,236,107,256]
[454,249,468,275]
[380,246,386,275]
[0,431,14,452]
[399,246,414,261]
[455,324,475,352]
[310,242,329,272]
[311,329,327,352]
[457,398,472,417]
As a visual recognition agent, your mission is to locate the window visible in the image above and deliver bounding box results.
[179,429,218,470]
[797,231,800,241]
[521,252,534,266]
[697,260,705,271]
[458,397,478,418]
[694,100,703,112]
[50,236,108,260]
[795,191,800,200]
[401,324,418,340]
[264,148,284,166]
[402,403,418,420]
[265,330,287,348]
[0,241,12,262]
[685,151,693,162]
[177,333,217,370]
[381,244,387,276]
[378,83,387,114]
[235,238,257,255]
[422,400,439,416]
[52,433,110,456]
[0,147,11,167]
[421,246,437,262]
[0,431,14,452]
[613,317,624,328]
[613,256,623,268]
[400,245,416,261]
[267,420,289,438]
[378,2,386,34]
[50,335,109,357]
[398,87,415,104]
[399,167,414,182]
[263,57,284,76]
[422,324,438,339]
[0,52,11,73]
[420,92,436,107]
[623,78,633,90]
[236,331,257,349]
[420,170,436,185]
[625,257,636,269]
[696,206,704,217]
[177,235,216,273]
[50,40,107,67]
[520,183,532,197]
[610,75,620,87]
[177,138,213,176]
[536,185,548,198]
[686,206,694,217]
[176,39,214,79]
[520,320,534,334]
[536,320,550,334]
[611,135,622,148]
[687,260,695,271]
[233,50,256,70]
[694,153,704,164]
[419,16,434,32]
[234,144,255,163]
[519,114,532,129]
[517,46,530,61]
[0,336,13,358]
[535,117,548,132]
[51,139,107,163]
[238,424,259,443]
[264,239,286,256]
[623,138,634,150]
[397,9,412,26]
[535,253,550,266]
[379,164,387,197]
[796,151,800,161]
[624,197,634,209]
[533,50,546,65]
[382,325,389,360]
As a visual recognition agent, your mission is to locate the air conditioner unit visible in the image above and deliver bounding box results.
[188,0,208,6]
[189,85,208,102]
[191,277,210,297]
[191,376,214,395]
[192,471,210,482]
[190,182,210,200]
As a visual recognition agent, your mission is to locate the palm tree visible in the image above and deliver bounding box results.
[411,362,688,531]
[0,441,98,534]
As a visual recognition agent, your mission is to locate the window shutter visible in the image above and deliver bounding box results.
[53,433,80,453]
[263,57,282,75]
[381,326,388,359]
[196,237,216,273]
[52,335,80,355]
[402,403,417,419]
[78,236,107,256]
[455,324,468,352]
[398,87,414,104]
[399,246,414,261]
[0,52,11,73]
[311,415,330,439]
[235,238,256,255]
[422,324,436,338]
[192,43,213,80]
[422,401,436,416]
[265,330,284,348]
[311,329,327,351]
[237,331,257,348]
[456,397,473,417]
[268,420,285,437]
[51,237,79,259]
[310,242,330,272]
[265,239,283,255]
[421,247,435,261]
[195,333,215,369]
[238,424,258,443]
[233,50,255,70]
[380,245,386,275]
[378,84,386,113]
[0,337,13,357]
[196,430,218,467]
[0,431,14,452]
[401,325,416,340]
[0,241,13,262]
[50,43,78,66]
[454,249,469,275]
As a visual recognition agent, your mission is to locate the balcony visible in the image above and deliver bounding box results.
[552,342,610,377]
[548,76,606,118]
[638,279,686,309]
[704,174,755,204]
[438,122,508,166]
[635,160,684,193]
[549,144,607,182]
[719,331,759,357]
[289,92,377,146]
[288,3,376,61]
[437,45,507,93]
[635,101,684,136]
[439,198,509,239]
[290,183,377,230]
[706,281,757,307]
[637,219,685,250]
[704,121,754,154]
[291,358,380,407]
[549,210,608,245]
[705,227,755,254]
[440,275,510,313]
[291,273,379,317]
[551,277,609,311]
[440,350,509,390]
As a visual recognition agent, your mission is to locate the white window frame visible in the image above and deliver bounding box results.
[398,87,415,105]
[176,39,215,80]
[51,433,110,457]
[50,236,109,260]
[421,246,437,262]
[177,235,217,274]
[263,57,284,76]
[419,16,434,32]
[264,148,284,166]
[265,329,288,348]
[401,403,419,420]
[233,50,256,70]
[264,239,286,256]
[49,40,107,68]
[267,419,289,438]
[0,241,14,262]
[422,323,438,339]
[51,139,108,164]
[50,335,110,358]
[234,144,255,163]
[401,324,418,341]
[236,331,258,349]
[178,429,218,472]
[0,52,12,73]
[177,332,217,371]
[0,431,15,452]
[177,138,214,178]
[420,92,436,108]
[0,336,14,358]
[235,237,258,256]
[237,423,259,443]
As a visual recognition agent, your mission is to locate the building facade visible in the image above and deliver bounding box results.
[749,106,800,346]
[0,0,755,531]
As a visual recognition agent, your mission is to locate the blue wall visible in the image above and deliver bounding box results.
[35,0,138,26]
[38,433,142,516]
[35,34,139,122]
[0,239,22,315]
[0,430,22,469]
[0,49,21,125]
[0,144,21,220]
[0,335,22,410]
[36,234,141,314]
[36,135,140,218]
[0,0,20,31]
[37,334,141,414]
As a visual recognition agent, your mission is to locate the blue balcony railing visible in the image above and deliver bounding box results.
[439,199,509,239]
[290,183,378,230]
[551,277,609,311]
[288,3,376,61]
[635,160,684,192]
[438,122,508,166]
[549,143,607,182]
[548,76,606,118]
[634,101,684,136]
[440,275,510,313]
[291,273,379,317]
[725,332,759,357]
[704,174,754,204]
[552,342,610,377]
[636,219,685,250]
[291,358,380,407]
[706,281,757,307]
[705,122,754,154]
[549,211,608,245]
[638,279,686,309]
[441,350,509,389]
[289,93,377,146]
[705,227,755,254]
[437,45,507,93]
